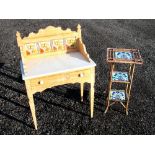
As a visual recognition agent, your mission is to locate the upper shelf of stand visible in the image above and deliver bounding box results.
[107,48,143,64]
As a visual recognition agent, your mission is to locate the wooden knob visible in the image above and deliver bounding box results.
[79,73,84,77]
[38,80,44,85]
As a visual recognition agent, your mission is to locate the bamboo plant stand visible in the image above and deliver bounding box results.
[105,48,143,115]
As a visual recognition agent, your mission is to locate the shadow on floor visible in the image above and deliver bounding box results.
[0,63,111,130]
[0,110,34,129]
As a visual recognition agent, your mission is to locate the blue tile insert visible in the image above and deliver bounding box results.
[112,72,129,82]
[110,90,126,101]
[114,51,133,60]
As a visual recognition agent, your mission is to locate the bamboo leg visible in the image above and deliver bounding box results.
[104,98,110,113]
[90,82,94,118]
[126,64,135,115]
[80,83,84,102]
[126,64,132,93]
[105,63,115,113]
[25,80,37,130]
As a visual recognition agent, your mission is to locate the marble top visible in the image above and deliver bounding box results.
[20,51,96,80]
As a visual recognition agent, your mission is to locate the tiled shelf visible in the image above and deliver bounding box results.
[110,89,127,101]
[114,51,133,60]
[107,48,143,64]
[112,71,130,83]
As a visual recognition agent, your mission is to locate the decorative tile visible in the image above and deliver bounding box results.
[39,41,51,53]
[52,39,65,50]
[25,43,39,55]
[110,90,126,101]
[66,37,76,48]
[112,72,128,82]
[114,51,133,60]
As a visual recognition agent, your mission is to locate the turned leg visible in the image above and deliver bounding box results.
[90,82,95,118]
[25,81,37,130]
[80,83,84,102]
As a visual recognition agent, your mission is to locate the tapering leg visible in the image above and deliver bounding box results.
[25,80,37,130]
[80,83,84,102]
[28,95,37,130]
[90,82,95,118]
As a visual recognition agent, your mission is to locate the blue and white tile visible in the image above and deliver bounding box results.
[112,72,128,81]
[110,90,126,101]
[114,51,133,60]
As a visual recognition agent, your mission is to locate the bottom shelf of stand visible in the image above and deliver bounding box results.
[110,89,128,101]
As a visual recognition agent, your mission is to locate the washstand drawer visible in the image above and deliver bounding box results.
[30,68,91,88]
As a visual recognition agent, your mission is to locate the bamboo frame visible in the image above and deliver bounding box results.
[105,48,143,115]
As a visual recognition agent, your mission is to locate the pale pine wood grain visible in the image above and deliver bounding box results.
[16,25,96,130]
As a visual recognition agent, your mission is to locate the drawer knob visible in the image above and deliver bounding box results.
[78,73,84,77]
[38,80,44,85]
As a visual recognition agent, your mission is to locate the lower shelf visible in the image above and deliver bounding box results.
[110,89,127,101]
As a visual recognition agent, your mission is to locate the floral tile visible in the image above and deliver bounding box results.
[110,90,126,101]
[114,51,133,60]
[112,72,128,82]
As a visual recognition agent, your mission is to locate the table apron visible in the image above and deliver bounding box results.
[26,68,95,94]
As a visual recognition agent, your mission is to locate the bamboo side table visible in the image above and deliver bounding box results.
[105,48,143,115]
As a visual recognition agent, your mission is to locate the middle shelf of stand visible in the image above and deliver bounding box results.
[111,71,130,84]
